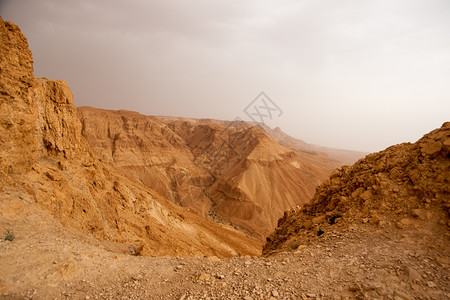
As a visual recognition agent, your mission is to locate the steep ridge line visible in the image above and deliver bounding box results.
[258,123,367,165]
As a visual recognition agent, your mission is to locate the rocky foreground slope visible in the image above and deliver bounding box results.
[77,107,342,240]
[264,122,450,254]
[0,16,260,258]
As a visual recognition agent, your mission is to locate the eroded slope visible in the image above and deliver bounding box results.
[78,109,340,239]
[0,17,260,258]
[264,122,450,254]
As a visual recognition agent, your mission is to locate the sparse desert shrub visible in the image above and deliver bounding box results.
[4,228,15,241]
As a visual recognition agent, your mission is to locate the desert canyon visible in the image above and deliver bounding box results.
[0,17,449,299]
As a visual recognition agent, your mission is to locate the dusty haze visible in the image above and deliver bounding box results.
[1,0,449,152]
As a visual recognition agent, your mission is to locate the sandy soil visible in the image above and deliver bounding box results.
[1,193,448,300]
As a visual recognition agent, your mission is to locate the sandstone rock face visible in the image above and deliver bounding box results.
[77,108,214,219]
[0,19,37,175]
[0,17,260,257]
[77,108,340,240]
[264,122,450,254]
[33,79,88,159]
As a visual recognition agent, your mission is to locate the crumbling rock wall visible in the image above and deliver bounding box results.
[0,17,260,257]
[0,19,37,176]
[264,122,450,254]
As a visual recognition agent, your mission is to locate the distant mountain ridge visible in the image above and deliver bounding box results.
[77,107,345,240]
[257,124,367,165]
[156,116,367,164]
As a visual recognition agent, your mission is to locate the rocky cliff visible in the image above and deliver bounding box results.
[77,108,341,240]
[0,17,260,257]
[77,108,214,219]
[264,122,450,254]
[0,19,38,176]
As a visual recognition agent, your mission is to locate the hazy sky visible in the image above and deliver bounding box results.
[1,0,449,152]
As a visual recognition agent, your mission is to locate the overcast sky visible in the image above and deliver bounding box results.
[1,0,449,152]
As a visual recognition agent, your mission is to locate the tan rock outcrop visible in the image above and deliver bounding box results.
[0,19,37,176]
[264,122,450,254]
[0,17,260,257]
